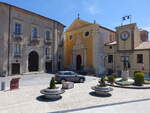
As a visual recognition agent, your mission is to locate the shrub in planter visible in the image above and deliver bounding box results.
[134,72,144,85]
[40,77,65,99]
[49,77,56,89]
[108,75,115,84]
[98,77,106,87]
[134,70,143,76]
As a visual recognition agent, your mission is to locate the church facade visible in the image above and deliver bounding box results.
[64,18,115,74]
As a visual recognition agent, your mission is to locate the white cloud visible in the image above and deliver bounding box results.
[144,27,150,32]
[82,0,101,15]
[88,5,100,15]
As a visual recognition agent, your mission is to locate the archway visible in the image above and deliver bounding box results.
[28,51,39,72]
[76,55,82,71]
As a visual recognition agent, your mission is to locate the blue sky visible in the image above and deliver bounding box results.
[1,0,150,32]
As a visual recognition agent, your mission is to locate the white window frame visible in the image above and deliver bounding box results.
[15,23,22,35]
[14,44,21,56]
[45,30,52,41]
[31,26,38,40]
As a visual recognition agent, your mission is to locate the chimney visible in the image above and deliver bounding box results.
[140,30,149,42]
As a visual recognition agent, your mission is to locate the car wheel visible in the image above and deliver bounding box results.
[61,79,66,84]
[79,78,84,83]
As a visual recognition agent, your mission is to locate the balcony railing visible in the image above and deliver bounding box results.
[14,53,21,57]
[45,39,52,45]
[13,33,23,41]
[30,36,40,44]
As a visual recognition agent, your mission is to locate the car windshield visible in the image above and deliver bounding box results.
[58,71,75,75]
[64,72,72,75]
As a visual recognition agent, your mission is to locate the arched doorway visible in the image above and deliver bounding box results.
[28,51,39,72]
[76,55,82,71]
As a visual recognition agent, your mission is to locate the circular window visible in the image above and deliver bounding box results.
[84,31,89,37]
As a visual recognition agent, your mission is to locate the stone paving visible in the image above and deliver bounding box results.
[0,73,150,113]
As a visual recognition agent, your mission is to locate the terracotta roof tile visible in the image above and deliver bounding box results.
[135,42,150,50]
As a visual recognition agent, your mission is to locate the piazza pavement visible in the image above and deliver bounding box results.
[0,73,150,113]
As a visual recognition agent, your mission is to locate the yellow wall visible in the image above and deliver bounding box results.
[64,24,95,69]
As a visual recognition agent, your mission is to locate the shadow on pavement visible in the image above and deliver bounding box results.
[50,98,150,113]
[36,95,62,102]
[89,91,112,97]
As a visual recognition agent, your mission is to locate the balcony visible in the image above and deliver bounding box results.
[30,36,40,45]
[44,39,52,45]
[13,33,23,41]
[14,53,21,58]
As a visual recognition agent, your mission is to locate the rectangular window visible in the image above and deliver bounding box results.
[45,48,51,56]
[14,44,21,55]
[137,54,143,63]
[45,31,50,40]
[31,27,38,39]
[108,55,113,63]
[15,23,22,35]
[121,56,129,62]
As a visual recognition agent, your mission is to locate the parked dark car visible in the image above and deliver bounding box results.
[55,71,85,83]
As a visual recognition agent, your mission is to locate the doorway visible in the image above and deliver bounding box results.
[28,51,39,72]
[76,55,82,71]
[12,63,20,75]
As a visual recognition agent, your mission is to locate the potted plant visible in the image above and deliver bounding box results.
[108,75,115,85]
[40,77,65,99]
[134,72,144,86]
[91,76,113,96]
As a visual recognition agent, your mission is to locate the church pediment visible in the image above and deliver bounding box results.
[66,18,93,32]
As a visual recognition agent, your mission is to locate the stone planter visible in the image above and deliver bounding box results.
[91,86,113,95]
[40,88,65,99]
[62,82,74,89]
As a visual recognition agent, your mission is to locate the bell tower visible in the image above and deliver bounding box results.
[116,23,141,51]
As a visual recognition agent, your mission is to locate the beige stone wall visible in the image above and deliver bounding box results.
[132,50,150,75]
[0,4,9,72]
[134,27,142,48]
[104,23,150,76]
[0,3,64,75]
[105,43,150,76]
[104,44,117,72]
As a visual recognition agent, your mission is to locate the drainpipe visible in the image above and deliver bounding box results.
[7,6,11,76]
